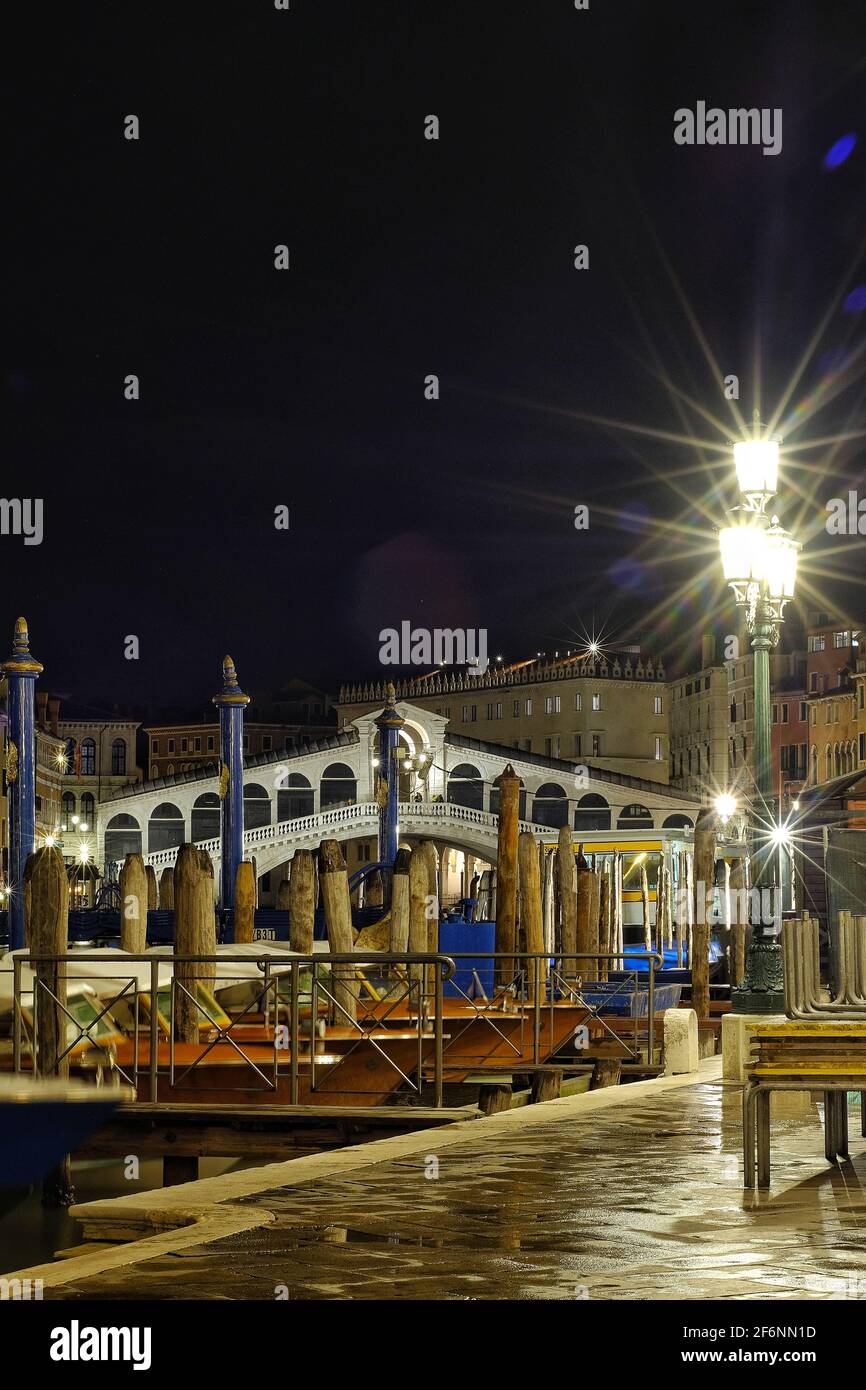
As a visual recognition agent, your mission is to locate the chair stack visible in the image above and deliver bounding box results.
[782,911,866,1019]
[742,913,866,1186]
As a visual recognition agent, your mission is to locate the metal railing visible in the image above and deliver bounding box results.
[9,951,454,1106]
[439,950,665,1072]
[7,947,666,1106]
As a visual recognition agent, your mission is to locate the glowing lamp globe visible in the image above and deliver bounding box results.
[719,522,767,585]
[763,527,799,601]
[733,437,779,498]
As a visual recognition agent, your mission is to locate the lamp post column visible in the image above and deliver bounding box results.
[733,599,784,1011]
[718,417,799,1014]
[2,618,43,951]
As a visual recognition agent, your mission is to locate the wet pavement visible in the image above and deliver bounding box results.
[46,1081,866,1300]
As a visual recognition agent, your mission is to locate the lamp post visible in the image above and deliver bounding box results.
[718,414,800,1013]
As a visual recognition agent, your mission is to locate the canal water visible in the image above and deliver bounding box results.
[0,1157,250,1276]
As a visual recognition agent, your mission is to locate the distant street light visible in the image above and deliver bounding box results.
[718,413,800,1013]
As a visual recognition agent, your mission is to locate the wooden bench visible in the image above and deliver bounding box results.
[743,1023,866,1188]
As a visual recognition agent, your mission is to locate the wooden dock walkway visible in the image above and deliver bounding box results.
[75,1101,481,1164]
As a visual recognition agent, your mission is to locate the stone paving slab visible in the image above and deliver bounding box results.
[32,1067,866,1301]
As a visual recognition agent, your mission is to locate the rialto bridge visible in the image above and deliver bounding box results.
[95,700,701,904]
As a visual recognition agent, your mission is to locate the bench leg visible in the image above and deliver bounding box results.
[743,1083,756,1188]
[756,1088,771,1189]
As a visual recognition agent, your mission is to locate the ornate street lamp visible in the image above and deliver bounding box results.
[718,414,800,1012]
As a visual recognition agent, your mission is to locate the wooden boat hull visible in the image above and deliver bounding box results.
[120,1035,431,1108]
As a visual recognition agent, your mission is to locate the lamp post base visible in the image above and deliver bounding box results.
[731,939,785,1015]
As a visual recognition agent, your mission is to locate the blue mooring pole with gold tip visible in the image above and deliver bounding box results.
[2,618,43,950]
[374,684,404,901]
[213,655,249,916]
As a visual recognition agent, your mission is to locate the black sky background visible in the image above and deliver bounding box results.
[5,1,866,712]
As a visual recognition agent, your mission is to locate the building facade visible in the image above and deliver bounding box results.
[34,696,143,885]
[144,720,321,780]
[338,649,669,784]
[145,680,335,780]
[667,636,730,798]
[669,617,862,811]
[807,675,863,787]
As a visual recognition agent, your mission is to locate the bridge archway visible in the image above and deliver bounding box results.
[149,801,185,852]
[662,813,693,830]
[244,781,272,828]
[532,781,569,828]
[105,812,141,861]
[192,792,220,842]
[617,802,654,830]
[320,762,356,809]
[573,793,610,831]
[278,772,314,820]
[447,763,483,811]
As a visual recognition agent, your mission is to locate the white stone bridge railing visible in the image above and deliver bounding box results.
[141,800,548,874]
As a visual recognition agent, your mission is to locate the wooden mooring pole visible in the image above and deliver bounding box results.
[145,865,158,913]
[691,808,715,1022]
[288,850,315,954]
[557,824,577,978]
[28,845,74,1205]
[598,865,610,982]
[319,839,357,1022]
[389,847,410,953]
[518,831,545,1000]
[174,845,216,1044]
[408,844,433,993]
[494,765,520,985]
[158,866,174,910]
[730,855,747,986]
[119,852,148,953]
[234,861,256,944]
[166,845,215,1186]
[575,847,594,979]
[419,840,439,953]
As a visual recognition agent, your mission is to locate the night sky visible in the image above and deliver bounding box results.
[5,1,866,711]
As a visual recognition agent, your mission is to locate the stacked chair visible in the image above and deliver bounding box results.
[743,912,866,1187]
